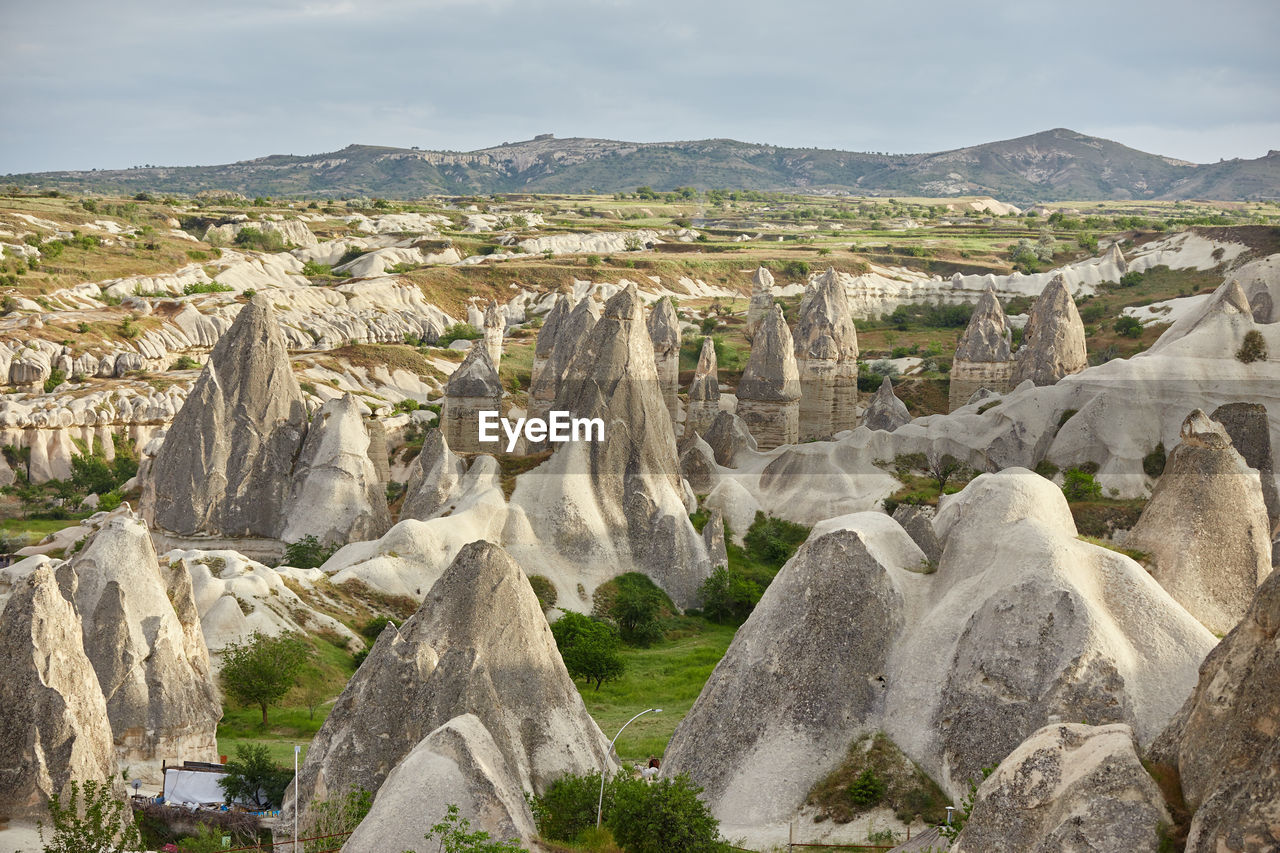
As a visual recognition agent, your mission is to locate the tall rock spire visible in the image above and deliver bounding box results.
[949,284,1015,410]
[1010,274,1087,387]
[143,293,308,550]
[646,296,682,427]
[745,266,775,341]
[736,304,801,450]
[686,335,721,437]
[792,268,859,438]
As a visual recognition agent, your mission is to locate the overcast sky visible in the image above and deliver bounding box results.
[2,0,1276,173]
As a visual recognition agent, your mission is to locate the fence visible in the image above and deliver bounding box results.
[222,832,351,853]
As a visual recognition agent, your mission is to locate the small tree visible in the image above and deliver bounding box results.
[1062,468,1102,502]
[416,804,528,853]
[926,452,973,495]
[551,611,625,690]
[218,744,293,809]
[220,630,313,725]
[282,535,338,569]
[38,779,142,853]
[1114,315,1143,338]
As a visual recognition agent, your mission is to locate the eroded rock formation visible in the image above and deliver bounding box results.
[143,293,309,557]
[284,541,613,828]
[1151,569,1280,853]
[793,268,859,439]
[686,335,721,437]
[647,296,682,425]
[862,376,910,432]
[949,285,1014,410]
[508,284,711,607]
[60,515,221,779]
[745,266,775,341]
[1125,410,1271,633]
[281,394,392,546]
[0,566,116,820]
[952,724,1168,853]
[1010,274,1087,386]
[441,343,503,454]
[736,305,801,450]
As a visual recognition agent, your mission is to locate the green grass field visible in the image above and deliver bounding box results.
[574,620,736,765]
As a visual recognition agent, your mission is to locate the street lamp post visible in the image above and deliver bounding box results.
[596,708,662,829]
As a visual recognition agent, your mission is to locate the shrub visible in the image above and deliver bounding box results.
[1119,270,1143,287]
[437,323,481,347]
[302,260,334,277]
[99,490,124,512]
[848,768,888,808]
[1236,330,1267,364]
[361,616,394,640]
[1062,468,1102,502]
[551,611,625,690]
[1033,459,1060,480]
[742,512,809,568]
[420,803,528,853]
[43,368,66,394]
[171,355,201,371]
[611,577,665,646]
[607,773,727,853]
[283,534,338,569]
[1114,315,1143,338]
[302,787,372,853]
[233,226,286,252]
[528,574,557,610]
[337,247,366,266]
[38,779,142,852]
[183,281,233,295]
[1143,443,1167,478]
[527,770,609,844]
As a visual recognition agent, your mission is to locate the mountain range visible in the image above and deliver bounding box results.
[6,128,1278,202]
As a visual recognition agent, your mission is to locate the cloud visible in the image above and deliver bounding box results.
[0,0,1275,172]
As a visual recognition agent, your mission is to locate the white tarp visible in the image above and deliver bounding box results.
[163,768,228,807]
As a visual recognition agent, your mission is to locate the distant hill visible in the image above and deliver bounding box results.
[6,129,1278,202]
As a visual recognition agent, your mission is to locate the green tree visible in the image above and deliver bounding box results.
[38,779,142,853]
[217,744,293,809]
[282,535,338,569]
[1114,315,1143,338]
[71,451,117,496]
[1062,468,1102,502]
[612,581,664,647]
[848,769,887,807]
[220,630,313,725]
[698,567,762,625]
[414,804,528,853]
[551,612,625,690]
[607,774,727,853]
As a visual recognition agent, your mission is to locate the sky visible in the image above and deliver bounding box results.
[1,0,1277,173]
